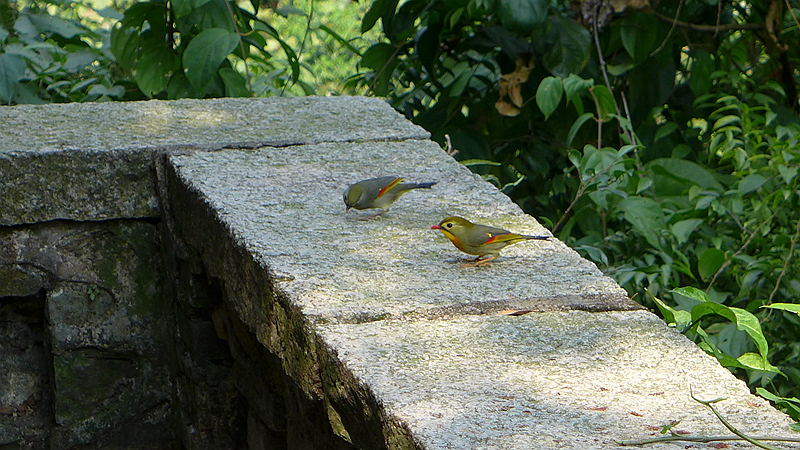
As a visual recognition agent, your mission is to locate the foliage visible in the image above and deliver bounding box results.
[0,0,131,104]
[0,0,366,103]
[356,0,800,418]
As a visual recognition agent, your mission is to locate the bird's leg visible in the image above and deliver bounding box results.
[357,211,385,221]
[460,255,497,267]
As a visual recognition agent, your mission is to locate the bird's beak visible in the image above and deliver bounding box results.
[431,224,441,230]
[345,206,350,213]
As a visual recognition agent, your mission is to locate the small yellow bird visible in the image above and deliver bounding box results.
[343,176,437,217]
[431,216,550,266]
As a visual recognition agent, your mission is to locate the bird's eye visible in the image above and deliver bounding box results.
[446,222,453,228]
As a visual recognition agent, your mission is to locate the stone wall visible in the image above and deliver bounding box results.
[1,97,796,450]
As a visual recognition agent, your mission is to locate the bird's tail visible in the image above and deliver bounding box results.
[401,181,437,190]
[521,234,550,240]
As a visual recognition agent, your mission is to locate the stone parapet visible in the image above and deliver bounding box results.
[0,97,794,449]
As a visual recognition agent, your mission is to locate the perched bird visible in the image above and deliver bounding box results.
[431,216,550,266]
[343,176,437,217]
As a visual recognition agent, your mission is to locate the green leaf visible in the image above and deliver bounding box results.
[137,45,178,97]
[562,73,593,105]
[497,0,548,34]
[461,159,502,167]
[26,12,84,39]
[671,218,703,245]
[361,42,394,71]
[182,28,240,91]
[690,50,714,96]
[756,388,800,419]
[761,303,800,315]
[616,196,664,250]
[536,76,563,119]
[635,176,653,194]
[737,353,782,373]
[686,297,771,365]
[590,85,616,120]
[654,122,677,142]
[0,53,26,103]
[649,291,692,331]
[566,112,595,147]
[172,0,215,17]
[219,67,250,97]
[737,174,768,195]
[542,16,591,77]
[619,12,657,64]
[647,158,724,194]
[777,165,798,185]
[712,115,741,131]
[698,248,725,281]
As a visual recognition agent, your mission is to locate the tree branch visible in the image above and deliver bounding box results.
[652,12,766,33]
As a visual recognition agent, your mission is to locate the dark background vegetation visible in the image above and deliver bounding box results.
[2,0,799,425]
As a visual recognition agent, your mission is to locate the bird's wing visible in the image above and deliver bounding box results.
[376,177,404,198]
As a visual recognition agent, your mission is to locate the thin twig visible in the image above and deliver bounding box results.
[650,0,683,56]
[652,11,766,32]
[690,392,784,450]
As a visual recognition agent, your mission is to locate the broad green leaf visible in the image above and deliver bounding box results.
[712,115,741,130]
[762,303,800,315]
[0,53,26,103]
[566,112,595,147]
[219,67,250,97]
[636,176,653,194]
[182,28,240,91]
[26,12,84,38]
[172,0,215,17]
[497,0,548,34]
[690,50,714,96]
[137,45,178,97]
[777,165,798,185]
[737,353,782,373]
[620,12,657,64]
[671,218,703,245]
[738,174,768,195]
[756,388,800,418]
[654,122,677,142]
[590,85,616,120]
[361,0,388,33]
[616,196,664,250]
[688,299,770,363]
[536,76,563,119]
[698,248,725,281]
[542,16,591,77]
[650,291,692,331]
[562,73,593,105]
[360,42,394,71]
[647,158,724,195]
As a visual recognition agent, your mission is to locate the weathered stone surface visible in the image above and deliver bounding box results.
[0,97,428,225]
[321,310,788,449]
[0,291,52,449]
[0,221,175,448]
